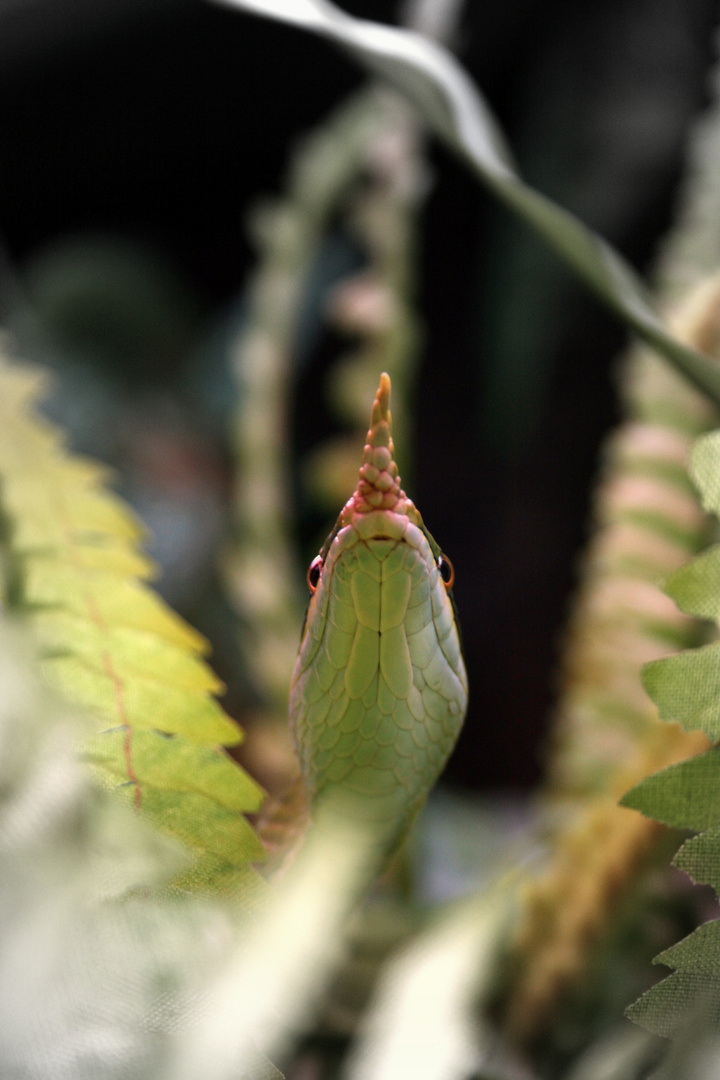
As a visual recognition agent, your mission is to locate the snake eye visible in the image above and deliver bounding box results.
[307,555,323,594]
[438,554,454,590]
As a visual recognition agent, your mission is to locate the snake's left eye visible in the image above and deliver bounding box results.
[438,554,454,590]
[307,555,323,594]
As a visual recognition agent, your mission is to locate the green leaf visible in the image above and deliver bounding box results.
[169,851,267,900]
[673,826,720,892]
[690,431,720,515]
[110,783,265,865]
[626,970,720,1039]
[622,415,720,1039]
[663,547,720,622]
[164,799,389,1080]
[656,920,720,974]
[0,349,266,895]
[342,877,521,1080]
[84,728,264,810]
[24,558,207,652]
[33,609,223,692]
[642,645,720,740]
[210,0,720,407]
[0,619,279,1079]
[622,748,720,831]
[46,655,242,744]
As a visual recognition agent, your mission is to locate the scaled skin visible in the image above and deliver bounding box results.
[290,373,468,835]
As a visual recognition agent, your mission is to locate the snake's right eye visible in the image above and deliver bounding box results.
[438,554,455,590]
[307,555,323,594]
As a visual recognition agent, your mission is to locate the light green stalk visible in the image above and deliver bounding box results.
[227,87,423,731]
[290,374,467,838]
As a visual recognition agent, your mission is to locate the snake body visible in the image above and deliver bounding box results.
[290,374,468,837]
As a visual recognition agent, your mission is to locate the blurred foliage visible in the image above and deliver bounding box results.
[0,622,252,1078]
[0,347,265,895]
[5,3,720,1080]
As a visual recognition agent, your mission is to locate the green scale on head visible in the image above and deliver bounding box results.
[290,373,468,836]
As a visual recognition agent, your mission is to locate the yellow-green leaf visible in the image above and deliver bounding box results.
[24,560,207,653]
[45,655,242,745]
[84,728,264,810]
[34,610,222,693]
[112,783,266,865]
[0,349,266,896]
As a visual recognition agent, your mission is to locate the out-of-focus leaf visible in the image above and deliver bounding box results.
[691,431,720,514]
[0,348,266,894]
[662,548,720,622]
[342,877,528,1080]
[656,920,720,974]
[0,621,265,1080]
[163,796,389,1080]
[640,645,720,740]
[562,1026,661,1080]
[626,970,720,1040]
[209,0,720,406]
[673,826,720,892]
[622,748,720,830]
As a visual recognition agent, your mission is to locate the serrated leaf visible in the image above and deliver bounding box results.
[0,351,266,895]
[54,541,156,578]
[626,970,720,1039]
[169,852,267,901]
[642,644,720,740]
[663,547,720,622]
[5,484,145,547]
[84,729,264,810]
[23,559,208,652]
[46,653,242,745]
[0,620,271,1079]
[34,610,223,693]
[690,431,720,515]
[621,748,720,830]
[117,785,266,864]
[624,417,720,1037]
[210,0,720,407]
[656,920,720,974]
[5,453,113,489]
[673,826,720,892]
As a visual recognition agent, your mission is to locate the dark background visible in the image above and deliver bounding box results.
[1,0,718,790]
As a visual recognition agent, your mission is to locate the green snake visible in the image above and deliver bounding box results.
[290,373,468,839]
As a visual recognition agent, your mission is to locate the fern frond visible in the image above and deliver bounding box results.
[0,345,266,895]
[499,281,718,1046]
[226,86,421,728]
[622,427,720,1039]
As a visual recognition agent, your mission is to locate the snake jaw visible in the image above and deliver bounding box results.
[341,372,420,525]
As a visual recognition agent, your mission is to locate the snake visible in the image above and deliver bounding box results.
[290,373,468,842]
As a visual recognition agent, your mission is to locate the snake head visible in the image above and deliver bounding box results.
[291,373,467,839]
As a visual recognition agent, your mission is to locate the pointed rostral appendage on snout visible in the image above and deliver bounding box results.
[339,371,415,521]
[290,372,468,841]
